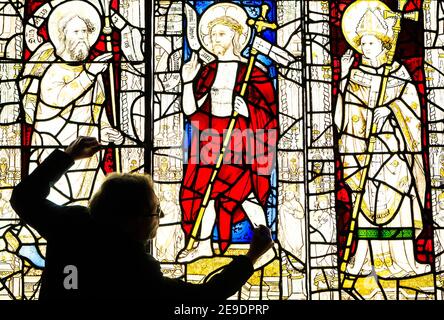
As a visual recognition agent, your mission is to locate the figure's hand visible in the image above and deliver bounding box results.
[182,52,201,84]
[341,49,354,78]
[374,105,392,129]
[65,136,102,161]
[101,127,124,145]
[313,210,328,226]
[86,53,113,77]
[246,225,274,264]
[234,96,249,118]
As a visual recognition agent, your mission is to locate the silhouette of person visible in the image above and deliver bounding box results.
[10,136,273,300]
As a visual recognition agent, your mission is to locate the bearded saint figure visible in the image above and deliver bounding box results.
[20,1,123,205]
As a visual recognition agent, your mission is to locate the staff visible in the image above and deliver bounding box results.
[102,0,121,172]
[185,4,277,251]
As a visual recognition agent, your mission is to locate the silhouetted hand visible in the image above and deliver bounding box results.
[65,136,102,160]
[246,225,274,264]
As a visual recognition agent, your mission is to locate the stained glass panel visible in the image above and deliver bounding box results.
[1,0,444,301]
[0,0,145,299]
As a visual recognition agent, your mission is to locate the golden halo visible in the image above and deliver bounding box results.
[342,0,393,53]
[198,2,251,54]
[48,0,102,51]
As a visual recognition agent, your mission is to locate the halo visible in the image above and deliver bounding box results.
[48,0,101,51]
[198,3,251,54]
[342,0,393,53]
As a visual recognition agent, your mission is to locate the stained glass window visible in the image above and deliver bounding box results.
[0,0,145,299]
[1,0,444,300]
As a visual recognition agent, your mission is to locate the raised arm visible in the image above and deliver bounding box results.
[155,226,273,301]
[334,50,355,132]
[340,49,355,93]
[182,52,204,116]
[10,137,101,239]
[158,255,254,301]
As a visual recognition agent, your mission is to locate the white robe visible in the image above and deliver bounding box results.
[21,44,112,205]
[335,59,430,278]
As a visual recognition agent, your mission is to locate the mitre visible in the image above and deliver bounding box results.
[356,8,388,37]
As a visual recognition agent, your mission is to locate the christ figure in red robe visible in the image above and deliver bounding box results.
[178,14,278,263]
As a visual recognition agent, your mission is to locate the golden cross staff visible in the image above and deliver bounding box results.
[102,0,121,172]
[185,4,277,251]
[339,0,419,286]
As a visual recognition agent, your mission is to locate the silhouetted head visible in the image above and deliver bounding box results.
[89,173,164,243]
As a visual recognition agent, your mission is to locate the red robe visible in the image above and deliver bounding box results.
[180,61,278,253]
